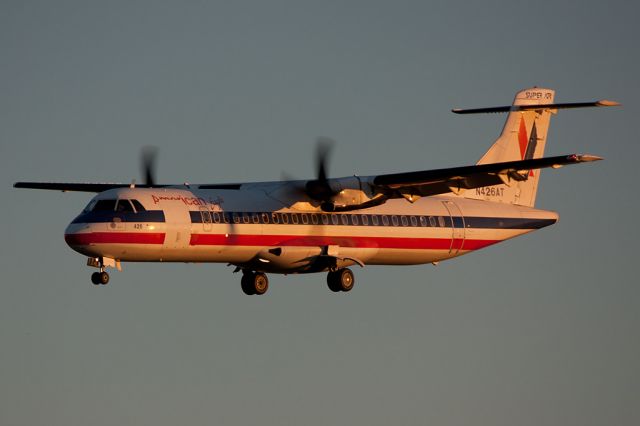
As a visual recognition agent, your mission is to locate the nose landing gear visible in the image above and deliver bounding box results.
[87,257,115,286]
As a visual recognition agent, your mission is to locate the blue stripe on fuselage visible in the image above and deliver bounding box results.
[72,210,165,224]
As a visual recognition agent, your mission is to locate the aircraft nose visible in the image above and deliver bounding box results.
[64,221,94,255]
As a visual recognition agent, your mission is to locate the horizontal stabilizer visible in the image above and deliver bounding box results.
[452,100,620,114]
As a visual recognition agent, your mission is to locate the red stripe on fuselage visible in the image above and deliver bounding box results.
[189,233,499,251]
[65,232,166,245]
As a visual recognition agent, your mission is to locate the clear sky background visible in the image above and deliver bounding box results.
[1,1,638,425]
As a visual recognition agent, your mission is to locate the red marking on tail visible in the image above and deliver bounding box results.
[518,116,528,159]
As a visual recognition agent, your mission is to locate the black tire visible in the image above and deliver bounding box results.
[91,272,101,285]
[99,271,110,285]
[253,273,269,295]
[241,272,256,295]
[326,271,342,292]
[337,268,354,292]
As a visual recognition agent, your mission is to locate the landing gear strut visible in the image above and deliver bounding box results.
[241,271,269,295]
[327,268,355,292]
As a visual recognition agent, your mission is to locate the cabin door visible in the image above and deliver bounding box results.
[199,206,212,232]
[442,201,465,255]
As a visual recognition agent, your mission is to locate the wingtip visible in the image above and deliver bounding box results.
[596,100,621,107]
[572,154,604,162]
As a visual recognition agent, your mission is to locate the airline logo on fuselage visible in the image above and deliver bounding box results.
[151,194,225,210]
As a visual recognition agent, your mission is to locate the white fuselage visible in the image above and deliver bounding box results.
[64,184,558,274]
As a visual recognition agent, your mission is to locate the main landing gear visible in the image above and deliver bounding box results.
[327,268,355,292]
[238,268,356,295]
[241,270,269,295]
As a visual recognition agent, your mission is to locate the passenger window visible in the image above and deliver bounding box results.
[262,213,270,224]
[351,215,359,226]
[321,214,329,225]
[243,214,250,224]
[420,216,428,227]
[212,212,221,223]
[271,213,280,224]
[371,215,379,226]
[233,213,241,224]
[438,216,446,227]
[281,213,290,224]
[93,199,117,211]
[311,214,319,225]
[331,215,339,225]
[392,216,399,226]
[382,215,389,226]
[252,214,260,224]
[361,215,369,226]
[116,200,135,212]
[292,214,299,224]
[131,200,146,212]
[410,216,418,227]
[341,215,349,225]
[429,216,436,227]
[301,214,309,224]
[401,216,408,226]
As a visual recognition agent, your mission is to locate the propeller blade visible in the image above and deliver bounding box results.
[316,137,333,183]
[305,137,338,201]
[141,146,158,186]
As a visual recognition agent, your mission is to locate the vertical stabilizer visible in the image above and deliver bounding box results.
[467,87,555,207]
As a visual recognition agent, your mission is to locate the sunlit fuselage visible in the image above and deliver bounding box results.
[64,185,558,274]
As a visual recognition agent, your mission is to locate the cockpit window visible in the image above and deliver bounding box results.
[116,199,135,213]
[93,199,117,211]
[83,200,97,213]
[131,200,146,212]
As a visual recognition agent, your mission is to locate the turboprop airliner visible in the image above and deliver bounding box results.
[14,88,617,295]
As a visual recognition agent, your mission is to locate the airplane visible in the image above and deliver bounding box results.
[14,87,618,295]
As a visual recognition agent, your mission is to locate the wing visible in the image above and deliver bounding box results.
[372,154,602,198]
[13,182,172,192]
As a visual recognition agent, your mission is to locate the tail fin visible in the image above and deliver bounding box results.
[455,87,617,207]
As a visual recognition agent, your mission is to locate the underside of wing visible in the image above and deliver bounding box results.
[13,182,172,192]
[372,154,602,198]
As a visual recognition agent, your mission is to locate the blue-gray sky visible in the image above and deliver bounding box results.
[1,1,638,425]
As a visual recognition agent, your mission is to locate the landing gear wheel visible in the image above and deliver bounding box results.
[241,272,256,295]
[91,272,101,285]
[327,268,355,292]
[327,271,341,292]
[240,271,269,295]
[91,271,110,285]
[253,273,269,295]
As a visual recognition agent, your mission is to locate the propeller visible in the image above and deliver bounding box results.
[141,146,158,186]
[304,138,340,210]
